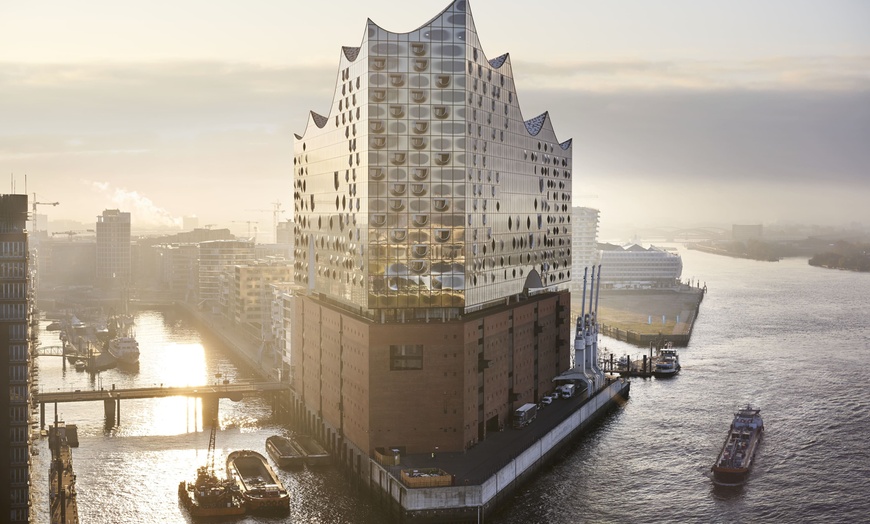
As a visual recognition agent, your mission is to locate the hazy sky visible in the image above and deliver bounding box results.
[2,0,869,238]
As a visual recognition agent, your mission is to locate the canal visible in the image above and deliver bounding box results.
[31,308,384,524]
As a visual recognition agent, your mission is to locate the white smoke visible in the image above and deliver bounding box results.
[90,181,181,229]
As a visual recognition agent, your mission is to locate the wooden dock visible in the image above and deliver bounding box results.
[49,422,79,524]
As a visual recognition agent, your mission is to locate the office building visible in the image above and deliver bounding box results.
[197,240,255,313]
[292,0,573,465]
[95,209,131,289]
[0,194,32,523]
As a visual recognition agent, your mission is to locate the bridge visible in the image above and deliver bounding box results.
[36,381,289,428]
[34,345,68,357]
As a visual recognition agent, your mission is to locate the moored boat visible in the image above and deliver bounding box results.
[266,435,306,469]
[295,435,331,467]
[712,405,763,485]
[226,450,289,513]
[653,343,680,378]
[107,336,140,366]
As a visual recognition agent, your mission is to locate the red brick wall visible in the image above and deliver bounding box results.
[294,290,571,455]
[369,322,466,454]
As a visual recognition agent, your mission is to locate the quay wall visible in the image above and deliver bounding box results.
[370,378,630,523]
[599,288,705,348]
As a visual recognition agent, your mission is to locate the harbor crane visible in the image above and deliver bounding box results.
[31,193,59,232]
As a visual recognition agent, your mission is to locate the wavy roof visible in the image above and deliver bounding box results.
[294,0,571,150]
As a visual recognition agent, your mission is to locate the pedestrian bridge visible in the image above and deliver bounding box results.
[36,381,288,404]
[35,381,289,428]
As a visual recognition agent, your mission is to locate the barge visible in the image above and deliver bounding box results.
[295,435,331,467]
[712,405,763,485]
[265,435,306,469]
[226,450,290,514]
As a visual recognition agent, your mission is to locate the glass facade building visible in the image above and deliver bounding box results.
[293,0,573,317]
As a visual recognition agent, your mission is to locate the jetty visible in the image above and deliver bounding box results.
[600,344,679,378]
[48,419,79,524]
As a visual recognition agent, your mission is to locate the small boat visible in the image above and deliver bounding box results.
[107,336,140,366]
[266,435,306,469]
[226,450,289,513]
[74,360,86,372]
[712,405,764,485]
[653,343,680,378]
[295,435,331,467]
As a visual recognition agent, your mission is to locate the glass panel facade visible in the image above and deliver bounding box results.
[294,0,572,316]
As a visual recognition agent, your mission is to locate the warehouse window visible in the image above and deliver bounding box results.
[390,345,423,371]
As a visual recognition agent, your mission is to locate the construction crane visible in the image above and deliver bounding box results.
[51,229,94,241]
[245,200,284,243]
[31,193,59,233]
[231,220,258,242]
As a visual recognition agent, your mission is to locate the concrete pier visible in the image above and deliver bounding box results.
[366,378,630,522]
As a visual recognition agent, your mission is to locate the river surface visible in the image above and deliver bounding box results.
[31,248,870,523]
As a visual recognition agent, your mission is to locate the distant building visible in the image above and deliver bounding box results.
[276,220,295,251]
[39,240,97,288]
[0,194,32,523]
[197,240,255,313]
[222,259,292,328]
[571,207,599,290]
[155,244,199,301]
[732,224,763,241]
[270,282,296,383]
[597,243,682,289]
[96,209,131,289]
[292,0,572,464]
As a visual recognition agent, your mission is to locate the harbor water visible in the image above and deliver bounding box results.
[31,248,870,523]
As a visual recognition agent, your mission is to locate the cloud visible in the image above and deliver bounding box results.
[0,61,336,136]
[511,55,870,92]
[2,59,867,229]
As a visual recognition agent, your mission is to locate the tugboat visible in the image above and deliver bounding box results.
[265,435,306,469]
[179,422,245,518]
[653,342,680,378]
[712,405,764,485]
[227,450,290,514]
